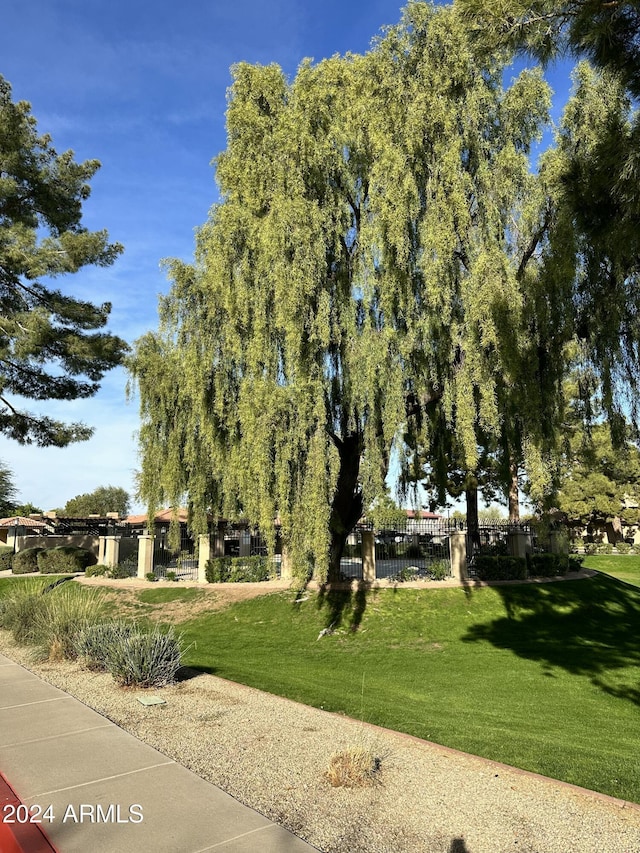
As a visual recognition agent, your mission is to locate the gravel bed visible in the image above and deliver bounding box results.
[0,632,638,853]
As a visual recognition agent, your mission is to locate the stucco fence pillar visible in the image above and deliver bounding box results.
[449,530,468,581]
[137,535,154,579]
[98,535,121,568]
[508,529,532,558]
[197,534,211,583]
[361,529,376,582]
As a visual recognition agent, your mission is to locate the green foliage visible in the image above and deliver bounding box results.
[368,496,407,531]
[73,621,138,670]
[457,0,640,98]
[527,552,569,577]
[166,571,177,582]
[615,542,631,555]
[205,555,273,583]
[0,460,17,516]
[584,542,598,555]
[0,579,48,641]
[145,572,156,582]
[31,585,105,661]
[62,486,130,517]
[36,546,96,574]
[459,4,640,433]
[0,544,13,571]
[429,559,451,580]
[12,547,42,574]
[0,76,127,446]
[108,562,135,579]
[598,542,614,555]
[555,421,640,526]
[104,626,183,687]
[85,564,109,577]
[130,4,562,581]
[389,566,418,583]
[12,502,43,516]
[474,555,527,581]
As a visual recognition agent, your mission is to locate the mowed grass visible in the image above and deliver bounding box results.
[177,574,640,803]
[583,554,640,588]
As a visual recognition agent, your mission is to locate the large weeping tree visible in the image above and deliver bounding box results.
[131,3,569,581]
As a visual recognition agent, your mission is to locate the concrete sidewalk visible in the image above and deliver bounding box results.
[0,653,317,852]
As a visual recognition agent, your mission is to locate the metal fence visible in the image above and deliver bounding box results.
[336,519,457,580]
[465,522,534,578]
[373,519,454,579]
[152,525,197,580]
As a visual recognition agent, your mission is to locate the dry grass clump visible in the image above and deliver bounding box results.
[325,744,382,788]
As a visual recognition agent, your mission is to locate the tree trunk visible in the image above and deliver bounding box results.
[508,460,520,523]
[466,478,480,550]
[327,432,364,582]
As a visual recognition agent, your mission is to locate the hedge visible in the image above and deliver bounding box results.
[12,547,43,574]
[473,555,527,581]
[205,555,273,583]
[527,552,569,577]
[0,544,13,571]
[37,546,96,574]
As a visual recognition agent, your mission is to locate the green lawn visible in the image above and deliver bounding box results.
[177,574,640,804]
[583,554,640,587]
[1,571,639,803]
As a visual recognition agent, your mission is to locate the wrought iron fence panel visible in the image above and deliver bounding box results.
[339,527,364,579]
[465,522,534,578]
[373,519,454,579]
[153,526,197,580]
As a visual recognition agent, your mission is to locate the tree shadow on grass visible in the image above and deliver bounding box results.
[316,581,368,632]
[462,574,640,705]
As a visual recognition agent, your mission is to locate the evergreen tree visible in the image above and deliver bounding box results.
[456,0,640,97]
[0,459,16,516]
[0,75,127,446]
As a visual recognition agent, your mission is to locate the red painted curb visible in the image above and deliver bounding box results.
[0,773,59,853]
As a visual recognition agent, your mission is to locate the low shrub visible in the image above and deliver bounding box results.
[474,555,527,581]
[569,554,584,572]
[598,542,614,555]
[527,553,569,577]
[37,546,96,574]
[615,542,632,554]
[631,544,640,555]
[109,559,137,579]
[166,571,177,582]
[31,585,106,661]
[389,566,417,583]
[0,580,48,642]
[85,564,109,577]
[105,626,184,687]
[73,621,138,670]
[428,559,450,581]
[325,745,381,788]
[206,555,273,583]
[583,542,598,555]
[12,547,43,574]
[0,545,13,571]
[146,572,157,582]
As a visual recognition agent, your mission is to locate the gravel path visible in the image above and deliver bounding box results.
[1,627,639,853]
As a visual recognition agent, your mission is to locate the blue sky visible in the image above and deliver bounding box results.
[0,0,573,513]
